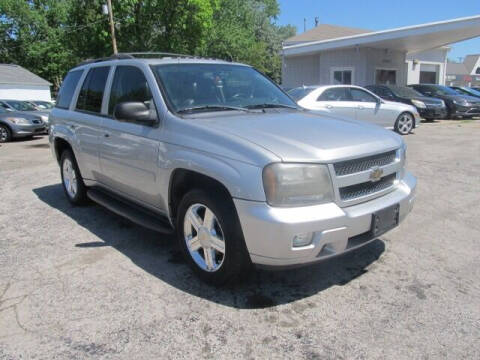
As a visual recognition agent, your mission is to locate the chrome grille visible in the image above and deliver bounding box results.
[339,173,396,201]
[334,151,396,176]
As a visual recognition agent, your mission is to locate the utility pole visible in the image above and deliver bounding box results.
[106,0,118,54]
[304,18,306,32]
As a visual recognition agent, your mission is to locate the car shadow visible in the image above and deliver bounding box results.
[33,184,385,309]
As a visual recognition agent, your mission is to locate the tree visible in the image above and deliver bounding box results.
[0,0,295,89]
[0,0,75,89]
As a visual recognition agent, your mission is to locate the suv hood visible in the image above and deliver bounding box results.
[191,110,402,163]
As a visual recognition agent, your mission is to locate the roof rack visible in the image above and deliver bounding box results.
[76,52,230,67]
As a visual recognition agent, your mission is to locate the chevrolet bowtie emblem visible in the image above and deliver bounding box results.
[369,166,383,182]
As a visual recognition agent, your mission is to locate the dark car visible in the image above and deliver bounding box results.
[408,84,480,119]
[366,85,447,121]
[450,86,480,99]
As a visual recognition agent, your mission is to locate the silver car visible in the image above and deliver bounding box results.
[290,85,421,135]
[49,54,416,284]
[0,107,46,142]
[0,99,50,127]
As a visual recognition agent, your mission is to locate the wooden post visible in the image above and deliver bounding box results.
[106,0,118,54]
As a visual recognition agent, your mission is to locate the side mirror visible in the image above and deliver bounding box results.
[113,102,157,125]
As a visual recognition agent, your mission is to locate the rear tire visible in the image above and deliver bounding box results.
[176,189,251,285]
[0,124,11,143]
[394,112,414,135]
[60,149,88,205]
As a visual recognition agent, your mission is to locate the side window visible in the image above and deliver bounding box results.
[56,70,83,109]
[76,67,110,113]
[108,66,153,116]
[476,67,480,75]
[350,88,377,103]
[318,88,350,101]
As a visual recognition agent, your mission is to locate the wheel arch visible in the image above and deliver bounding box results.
[53,137,74,164]
[168,169,234,224]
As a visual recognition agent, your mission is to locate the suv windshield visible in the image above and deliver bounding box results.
[389,86,422,98]
[152,64,297,113]
[6,100,37,111]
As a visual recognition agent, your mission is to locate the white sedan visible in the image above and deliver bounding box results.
[288,85,420,135]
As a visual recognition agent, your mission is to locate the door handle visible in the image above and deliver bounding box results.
[104,133,110,138]
[326,105,333,109]
[357,105,364,110]
[69,124,77,130]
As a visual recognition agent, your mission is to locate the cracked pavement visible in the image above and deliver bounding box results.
[0,120,479,359]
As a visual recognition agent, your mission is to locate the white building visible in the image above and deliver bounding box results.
[0,64,52,101]
[282,15,480,88]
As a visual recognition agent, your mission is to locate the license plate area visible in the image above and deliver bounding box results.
[371,204,399,237]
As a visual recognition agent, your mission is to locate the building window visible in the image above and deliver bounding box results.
[331,67,354,85]
[375,69,397,85]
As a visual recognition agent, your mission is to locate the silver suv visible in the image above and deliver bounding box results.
[49,53,416,284]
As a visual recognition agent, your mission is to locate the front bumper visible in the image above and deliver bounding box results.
[11,123,46,138]
[451,104,480,117]
[418,107,447,119]
[234,172,416,267]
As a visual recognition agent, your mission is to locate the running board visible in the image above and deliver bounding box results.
[87,189,174,234]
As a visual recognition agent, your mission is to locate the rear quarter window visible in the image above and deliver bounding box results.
[56,70,84,109]
[76,67,110,114]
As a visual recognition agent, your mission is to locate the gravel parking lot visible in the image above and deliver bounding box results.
[1,120,479,359]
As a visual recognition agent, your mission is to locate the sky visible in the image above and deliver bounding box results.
[277,0,480,61]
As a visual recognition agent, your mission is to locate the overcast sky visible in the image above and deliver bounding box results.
[277,0,480,62]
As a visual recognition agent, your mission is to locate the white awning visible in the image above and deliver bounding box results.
[283,15,480,56]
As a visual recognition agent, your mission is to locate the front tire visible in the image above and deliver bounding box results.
[0,124,11,143]
[60,149,88,205]
[176,189,250,285]
[395,112,414,135]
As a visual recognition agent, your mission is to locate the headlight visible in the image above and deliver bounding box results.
[453,99,470,106]
[263,163,334,207]
[6,117,30,125]
[411,99,426,109]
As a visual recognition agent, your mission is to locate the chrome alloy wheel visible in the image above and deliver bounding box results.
[62,158,78,199]
[184,203,226,272]
[397,113,413,134]
[0,126,8,142]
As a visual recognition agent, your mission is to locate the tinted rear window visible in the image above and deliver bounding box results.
[56,70,83,109]
[76,67,110,113]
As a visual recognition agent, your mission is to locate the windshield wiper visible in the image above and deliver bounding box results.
[177,105,251,114]
[245,103,298,110]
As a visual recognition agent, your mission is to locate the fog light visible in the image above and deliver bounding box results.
[292,232,313,247]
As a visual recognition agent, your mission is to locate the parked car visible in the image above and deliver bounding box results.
[292,85,420,135]
[408,84,480,119]
[0,107,46,142]
[28,100,55,110]
[365,85,447,121]
[449,86,480,99]
[49,54,416,285]
[0,99,51,130]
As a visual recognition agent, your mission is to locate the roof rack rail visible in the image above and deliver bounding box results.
[123,52,197,59]
[76,51,231,67]
[76,54,134,67]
